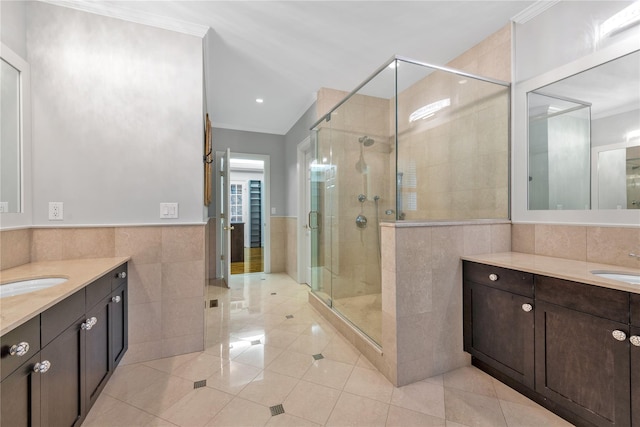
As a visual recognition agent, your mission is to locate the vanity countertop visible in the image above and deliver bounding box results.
[0,257,130,336]
[462,252,640,295]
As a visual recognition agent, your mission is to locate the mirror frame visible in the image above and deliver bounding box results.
[0,43,32,229]
[512,37,640,226]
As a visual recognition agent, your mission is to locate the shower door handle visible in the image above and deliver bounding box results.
[308,211,319,230]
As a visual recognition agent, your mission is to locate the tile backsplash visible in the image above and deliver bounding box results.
[512,223,640,269]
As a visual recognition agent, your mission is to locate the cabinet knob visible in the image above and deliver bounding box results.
[612,330,627,341]
[489,273,499,281]
[9,341,30,357]
[33,360,51,374]
[631,335,640,347]
[521,303,533,312]
[81,317,98,331]
[112,295,121,303]
[116,271,127,279]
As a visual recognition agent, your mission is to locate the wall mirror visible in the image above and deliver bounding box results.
[526,49,640,210]
[1,57,22,213]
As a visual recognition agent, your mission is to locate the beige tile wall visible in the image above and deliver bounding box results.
[285,217,298,280]
[270,217,286,273]
[512,223,640,269]
[206,217,216,279]
[5,225,207,365]
[383,222,511,386]
[0,228,32,270]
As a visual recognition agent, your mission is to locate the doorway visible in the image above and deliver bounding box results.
[229,157,265,274]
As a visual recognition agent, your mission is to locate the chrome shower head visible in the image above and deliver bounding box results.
[358,136,375,147]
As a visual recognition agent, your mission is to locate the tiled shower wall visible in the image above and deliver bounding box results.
[512,224,640,269]
[0,225,206,365]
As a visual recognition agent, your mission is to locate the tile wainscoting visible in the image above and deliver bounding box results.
[512,223,640,269]
[0,225,207,365]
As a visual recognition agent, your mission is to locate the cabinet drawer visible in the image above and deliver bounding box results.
[631,293,640,327]
[41,289,85,346]
[0,316,40,381]
[536,275,629,324]
[111,264,127,290]
[463,261,534,297]
[86,273,111,309]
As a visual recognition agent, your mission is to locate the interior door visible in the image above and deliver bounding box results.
[216,148,231,286]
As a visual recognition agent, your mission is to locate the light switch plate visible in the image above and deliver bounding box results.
[160,202,179,219]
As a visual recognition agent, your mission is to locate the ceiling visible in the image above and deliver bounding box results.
[83,1,536,135]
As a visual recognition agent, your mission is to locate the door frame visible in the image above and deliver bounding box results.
[230,152,271,274]
[297,136,312,285]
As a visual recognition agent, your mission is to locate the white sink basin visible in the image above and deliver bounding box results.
[591,270,640,285]
[0,277,68,298]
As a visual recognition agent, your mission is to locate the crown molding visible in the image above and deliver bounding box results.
[512,0,561,24]
[39,0,209,38]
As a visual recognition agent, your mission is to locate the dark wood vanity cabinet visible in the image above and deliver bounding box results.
[0,352,42,427]
[0,263,128,427]
[463,262,535,388]
[464,261,638,427]
[631,294,640,427]
[535,275,630,427]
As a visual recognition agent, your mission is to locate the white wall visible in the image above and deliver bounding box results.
[284,103,316,216]
[514,1,638,82]
[28,2,204,226]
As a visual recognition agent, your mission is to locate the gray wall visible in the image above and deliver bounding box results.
[284,103,316,216]
[211,128,286,216]
[28,3,204,225]
[1,1,28,58]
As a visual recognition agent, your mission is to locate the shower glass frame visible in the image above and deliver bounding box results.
[310,55,511,346]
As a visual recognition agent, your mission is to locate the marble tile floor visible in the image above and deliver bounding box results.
[83,272,574,427]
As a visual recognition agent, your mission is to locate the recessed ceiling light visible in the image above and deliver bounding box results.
[256,98,264,103]
[458,79,468,84]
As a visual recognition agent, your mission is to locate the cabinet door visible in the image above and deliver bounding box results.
[463,281,534,388]
[40,320,85,427]
[85,295,111,410]
[631,326,640,427]
[0,352,41,427]
[110,282,128,367]
[535,301,630,427]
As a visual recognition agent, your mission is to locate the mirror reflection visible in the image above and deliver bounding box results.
[527,50,640,210]
[1,57,22,213]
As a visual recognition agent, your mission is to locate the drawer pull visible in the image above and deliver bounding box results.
[9,342,30,357]
[631,336,640,347]
[521,303,533,312]
[81,317,98,331]
[116,271,127,279]
[33,360,51,374]
[612,330,627,341]
[489,273,499,281]
[112,295,121,303]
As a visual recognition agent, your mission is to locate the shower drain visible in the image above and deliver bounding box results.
[270,404,285,416]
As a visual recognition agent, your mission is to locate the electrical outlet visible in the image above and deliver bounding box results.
[0,202,9,213]
[49,202,64,220]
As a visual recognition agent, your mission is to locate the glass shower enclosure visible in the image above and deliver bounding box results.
[310,57,510,346]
